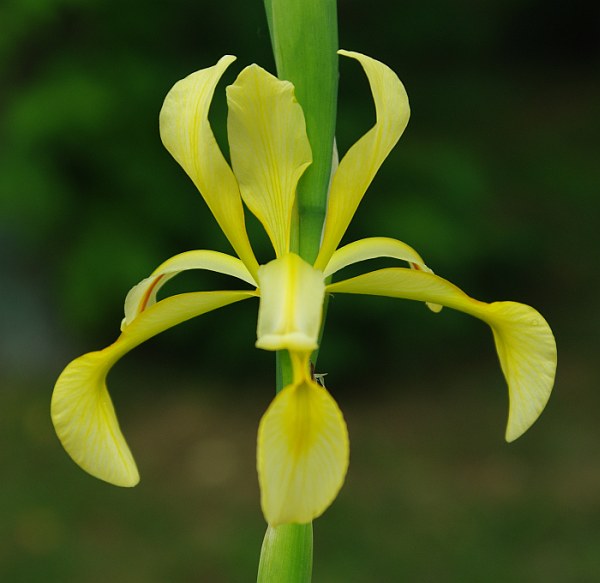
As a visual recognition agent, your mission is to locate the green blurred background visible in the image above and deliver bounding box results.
[1,0,598,580]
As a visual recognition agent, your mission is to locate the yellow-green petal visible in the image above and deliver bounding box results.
[256,253,325,352]
[485,301,557,441]
[159,56,259,277]
[52,290,256,486]
[315,51,410,271]
[227,65,312,257]
[323,237,429,278]
[257,379,349,526]
[51,351,140,487]
[122,250,256,330]
[324,236,442,312]
[328,268,556,440]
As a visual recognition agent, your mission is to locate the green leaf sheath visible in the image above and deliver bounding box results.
[257,524,313,583]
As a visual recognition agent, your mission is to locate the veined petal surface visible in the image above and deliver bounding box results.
[324,237,442,313]
[315,51,410,270]
[328,268,556,440]
[257,378,349,526]
[52,290,255,486]
[159,56,258,277]
[256,254,325,352]
[52,351,140,487]
[122,250,256,330]
[227,65,312,257]
[324,236,431,277]
[484,301,557,441]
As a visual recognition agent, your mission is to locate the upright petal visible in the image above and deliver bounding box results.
[122,250,256,329]
[315,52,410,270]
[159,56,259,277]
[257,376,349,526]
[328,268,556,440]
[52,290,256,486]
[256,253,325,352]
[227,65,312,257]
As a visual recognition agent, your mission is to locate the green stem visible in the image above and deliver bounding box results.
[257,524,313,583]
[275,350,293,394]
[259,2,338,581]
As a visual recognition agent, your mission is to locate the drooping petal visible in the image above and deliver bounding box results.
[315,51,410,271]
[122,250,256,330]
[256,253,325,352]
[51,351,140,487]
[328,268,556,440]
[227,65,312,257]
[257,378,349,525]
[159,56,259,277]
[52,290,256,486]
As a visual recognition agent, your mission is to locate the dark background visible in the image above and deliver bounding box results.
[1,0,599,580]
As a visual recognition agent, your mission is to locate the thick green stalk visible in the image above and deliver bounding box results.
[260,2,338,581]
[257,524,313,583]
[275,350,293,394]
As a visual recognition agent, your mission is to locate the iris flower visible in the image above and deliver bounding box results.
[51,51,556,526]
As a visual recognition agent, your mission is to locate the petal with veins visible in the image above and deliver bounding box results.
[328,268,556,440]
[122,250,256,329]
[159,56,258,277]
[323,236,429,278]
[227,65,312,257]
[324,237,442,313]
[315,51,410,270]
[52,290,256,486]
[257,378,349,526]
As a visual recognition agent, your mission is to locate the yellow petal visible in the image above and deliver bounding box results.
[324,236,442,313]
[51,351,140,487]
[486,302,557,442]
[323,237,428,278]
[256,253,325,352]
[52,290,256,486]
[328,268,556,440]
[159,56,259,277]
[257,378,349,525]
[227,65,312,257]
[122,250,256,329]
[315,51,410,271]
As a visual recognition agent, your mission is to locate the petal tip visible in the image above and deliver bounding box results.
[51,351,140,488]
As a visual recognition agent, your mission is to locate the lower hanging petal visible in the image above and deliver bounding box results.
[484,301,557,441]
[328,268,556,441]
[52,350,140,487]
[257,379,349,526]
[52,290,256,486]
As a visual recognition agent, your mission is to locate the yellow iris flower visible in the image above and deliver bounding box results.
[51,51,557,526]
